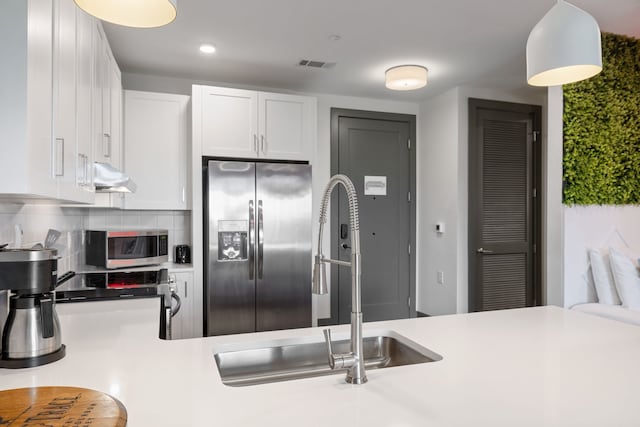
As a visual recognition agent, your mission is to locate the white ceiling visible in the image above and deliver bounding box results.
[103,0,640,101]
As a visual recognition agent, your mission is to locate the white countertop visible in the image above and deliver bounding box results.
[1,302,639,427]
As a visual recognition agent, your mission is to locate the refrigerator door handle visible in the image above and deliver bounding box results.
[249,200,255,280]
[258,200,264,279]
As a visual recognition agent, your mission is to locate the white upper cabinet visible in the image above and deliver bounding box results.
[0,0,123,204]
[1,0,59,199]
[75,6,95,197]
[90,22,124,209]
[194,85,316,161]
[123,91,190,210]
[199,86,258,158]
[92,23,120,167]
[53,0,93,203]
[109,58,123,170]
[257,92,315,161]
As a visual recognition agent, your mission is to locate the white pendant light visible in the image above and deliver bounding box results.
[526,0,602,86]
[74,0,177,28]
[385,65,428,91]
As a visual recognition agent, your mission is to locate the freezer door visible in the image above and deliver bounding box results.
[206,160,256,335]
[255,163,312,331]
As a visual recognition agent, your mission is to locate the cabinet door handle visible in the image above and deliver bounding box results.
[84,155,91,186]
[77,154,84,185]
[79,154,86,185]
[103,133,111,158]
[184,280,188,298]
[55,138,64,177]
[260,135,266,154]
[253,134,258,153]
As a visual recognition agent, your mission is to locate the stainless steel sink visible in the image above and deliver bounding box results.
[214,331,442,387]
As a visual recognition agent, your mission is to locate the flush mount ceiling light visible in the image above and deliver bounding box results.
[385,65,428,91]
[199,44,216,54]
[526,0,602,86]
[74,0,177,28]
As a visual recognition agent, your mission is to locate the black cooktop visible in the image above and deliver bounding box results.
[55,269,168,303]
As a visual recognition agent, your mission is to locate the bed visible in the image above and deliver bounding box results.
[564,207,640,327]
[571,303,640,326]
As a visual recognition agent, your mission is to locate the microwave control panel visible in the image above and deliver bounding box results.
[159,234,168,256]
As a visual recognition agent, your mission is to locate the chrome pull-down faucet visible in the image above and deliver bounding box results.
[312,174,367,384]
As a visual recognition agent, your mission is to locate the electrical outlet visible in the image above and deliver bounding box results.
[437,271,444,285]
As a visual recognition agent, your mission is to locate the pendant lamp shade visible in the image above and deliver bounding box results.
[74,0,177,28]
[385,65,428,91]
[526,0,602,86]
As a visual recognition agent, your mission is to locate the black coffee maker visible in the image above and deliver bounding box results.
[175,244,191,264]
[0,248,65,368]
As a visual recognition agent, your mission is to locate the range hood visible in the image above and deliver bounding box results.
[93,162,137,193]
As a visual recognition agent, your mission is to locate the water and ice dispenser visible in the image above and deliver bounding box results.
[218,221,248,261]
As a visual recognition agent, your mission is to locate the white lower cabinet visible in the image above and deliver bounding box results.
[123,91,190,210]
[169,271,194,339]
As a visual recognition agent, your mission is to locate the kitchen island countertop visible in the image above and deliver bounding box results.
[1,301,639,426]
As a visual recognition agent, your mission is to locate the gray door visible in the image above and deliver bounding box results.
[255,163,312,332]
[330,109,416,324]
[206,160,256,335]
[468,99,542,312]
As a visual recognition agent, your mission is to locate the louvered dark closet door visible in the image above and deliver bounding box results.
[468,99,541,312]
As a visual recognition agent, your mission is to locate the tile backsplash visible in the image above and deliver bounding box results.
[0,203,191,274]
[85,209,191,263]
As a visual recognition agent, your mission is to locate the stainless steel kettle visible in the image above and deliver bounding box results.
[2,293,62,360]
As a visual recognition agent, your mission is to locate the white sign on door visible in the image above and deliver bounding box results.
[364,176,387,196]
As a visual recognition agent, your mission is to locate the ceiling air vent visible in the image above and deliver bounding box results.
[297,59,336,69]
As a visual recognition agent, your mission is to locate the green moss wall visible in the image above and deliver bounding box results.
[563,32,640,204]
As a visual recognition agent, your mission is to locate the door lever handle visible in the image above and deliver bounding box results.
[341,243,351,250]
[476,247,494,254]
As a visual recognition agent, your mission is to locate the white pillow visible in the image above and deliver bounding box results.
[589,248,621,305]
[609,247,640,310]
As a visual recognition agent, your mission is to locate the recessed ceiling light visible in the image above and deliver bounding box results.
[199,44,216,54]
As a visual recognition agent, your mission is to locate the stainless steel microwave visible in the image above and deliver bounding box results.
[85,230,169,269]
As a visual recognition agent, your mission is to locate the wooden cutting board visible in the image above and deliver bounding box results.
[0,386,127,426]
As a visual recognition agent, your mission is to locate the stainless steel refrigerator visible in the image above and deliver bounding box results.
[204,160,312,336]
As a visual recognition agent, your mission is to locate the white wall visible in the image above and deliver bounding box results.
[417,88,460,315]
[417,85,546,315]
[124,72,556,321]
[123,72,286,96]
[124,72,421,324]
[545,86,564,307]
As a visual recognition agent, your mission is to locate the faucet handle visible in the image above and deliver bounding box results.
[322,328,336,369]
